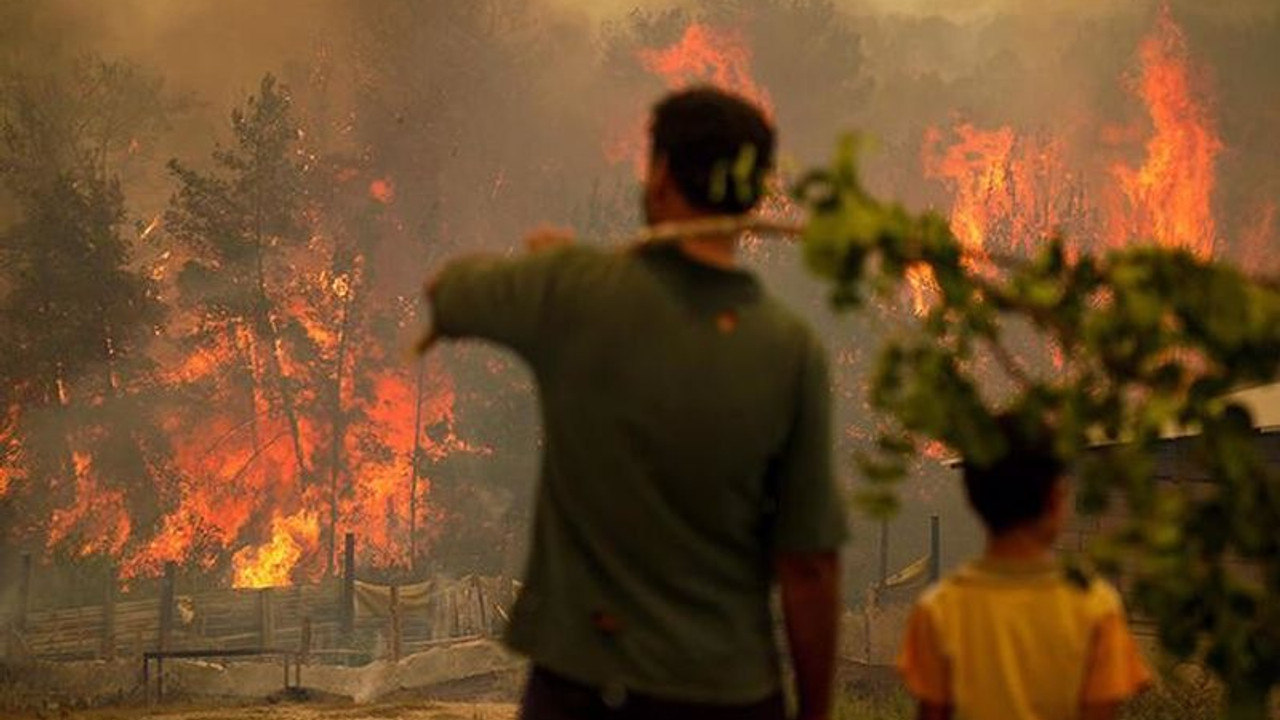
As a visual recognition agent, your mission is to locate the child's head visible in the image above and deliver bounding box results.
[963,414,1067,542]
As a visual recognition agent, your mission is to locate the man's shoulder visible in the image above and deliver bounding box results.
[535,243,613,269]
[744,290,822,351]
[519,244,623,293]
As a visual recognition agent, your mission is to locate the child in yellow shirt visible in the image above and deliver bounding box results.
[897,418,1152,720]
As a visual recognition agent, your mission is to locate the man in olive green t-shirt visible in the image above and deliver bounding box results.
[427,88,846,720]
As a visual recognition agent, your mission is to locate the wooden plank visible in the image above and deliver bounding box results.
[158,562,176,652]
[258,589,274,650]
[102,570,116,660]
[340,534,355,647]
[389,585,401,662]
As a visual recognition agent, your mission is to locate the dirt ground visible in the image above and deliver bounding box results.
[0,701,518,720]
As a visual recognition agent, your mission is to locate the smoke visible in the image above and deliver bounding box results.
[0,0,1276,594]
[847,0,1279,19]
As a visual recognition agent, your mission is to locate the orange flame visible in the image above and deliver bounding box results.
[923,124,1016,259]
[918,124,1071,314]
[923,125,1070,259]
[925,6,1219,274]
[638,24,772,110]
[1108,4,1221,256]
[608,22,771,172]
[110,172,473,583]
[231,509,321,588]
[46,451,132,558]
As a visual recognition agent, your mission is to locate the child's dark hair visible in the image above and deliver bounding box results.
[962,414,1065,534]
[650,87,775,215]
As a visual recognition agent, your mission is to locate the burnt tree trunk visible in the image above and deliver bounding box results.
[340,533,356,654]
[325,283,354,578]
[408,360,426,574]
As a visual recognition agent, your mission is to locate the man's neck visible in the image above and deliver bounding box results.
[676,235,738,269]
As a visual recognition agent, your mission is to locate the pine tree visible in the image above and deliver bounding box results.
[166,74,315,491]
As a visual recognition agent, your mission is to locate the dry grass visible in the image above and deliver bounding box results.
[0,698,517,720]
[828,673,1248,720]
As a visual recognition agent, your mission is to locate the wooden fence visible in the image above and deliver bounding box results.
[3,534,518,664]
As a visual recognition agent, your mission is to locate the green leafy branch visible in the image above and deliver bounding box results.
[796,137,1280,716]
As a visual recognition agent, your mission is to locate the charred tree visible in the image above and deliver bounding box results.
[166,74,316,493]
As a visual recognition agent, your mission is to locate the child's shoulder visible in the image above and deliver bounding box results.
[911,565,976,611]
[1078,575,1126,617]
[919,559,1123,606]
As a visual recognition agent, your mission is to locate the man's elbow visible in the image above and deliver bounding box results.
[776,551,840,592]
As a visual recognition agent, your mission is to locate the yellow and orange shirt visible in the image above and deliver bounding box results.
[897,558,1151,720]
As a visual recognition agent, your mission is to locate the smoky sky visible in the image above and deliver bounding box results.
[558,0,1279,19]
[2,0,1276,588]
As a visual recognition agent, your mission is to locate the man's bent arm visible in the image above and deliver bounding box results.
[425,247,571,360]
[777,550,840,720]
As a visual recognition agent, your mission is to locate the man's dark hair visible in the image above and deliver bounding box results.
[650,87,775,215]
[962,414,1065,535]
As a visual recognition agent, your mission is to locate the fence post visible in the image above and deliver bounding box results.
[102,566,116,660]
[928,515,941,583]
[340,533,356,653]
[16,552,31,632]
[159,561,176,652]
[258,588,274,650]
[389,584,401,662]
[300,616,312,665]
[878,519,889,590]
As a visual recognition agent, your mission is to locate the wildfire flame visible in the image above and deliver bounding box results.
[46,451,132,559]
[91,167,473,586]
[923,125,1074,259]
[13,4,1248,594]
[916,124,1074,313]
[638,24,772,110]
[925,4,1220,272]
[1108,3,1221,257]
[608,22,772,173]
[231,509,321,588]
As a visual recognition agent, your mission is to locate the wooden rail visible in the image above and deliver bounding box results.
[3,534,518,670]
[143,647,301,702]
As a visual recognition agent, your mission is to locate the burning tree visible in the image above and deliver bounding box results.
[142,74,323,584]
[0,56,172,571]
[146,72,466,585]
[0,174,165,563]
[165,73,315,497]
